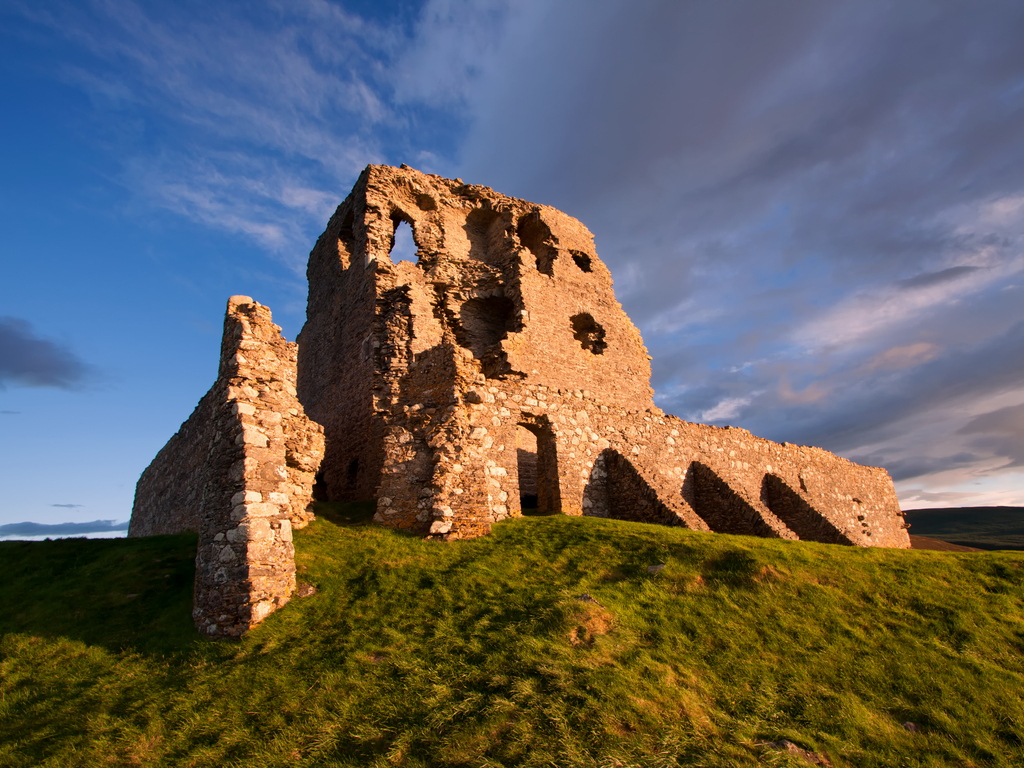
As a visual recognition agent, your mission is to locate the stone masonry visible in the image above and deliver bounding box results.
[298,165,909,547]
[131,165,909,637]
[129,297,323,636]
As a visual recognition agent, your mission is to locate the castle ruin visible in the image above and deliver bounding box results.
[130,165,910,637]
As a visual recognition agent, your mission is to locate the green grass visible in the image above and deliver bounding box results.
[904,506,1024,551]
[2,512,1024,766]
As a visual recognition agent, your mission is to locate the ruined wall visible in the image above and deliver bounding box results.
[130,297,324,636]
[297,187,383,504]
[300,165,909,549]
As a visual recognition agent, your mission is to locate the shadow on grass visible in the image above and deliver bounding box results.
[0,533,202,656]
[312,500,379,527]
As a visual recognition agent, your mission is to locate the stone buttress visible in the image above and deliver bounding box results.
[129,297,324,636]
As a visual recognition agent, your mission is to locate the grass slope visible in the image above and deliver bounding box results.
[904,507,1024,551]
[2,512,1024,767]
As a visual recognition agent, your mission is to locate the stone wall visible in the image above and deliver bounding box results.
[132,165,909,640]
[300,165,909,549]
[129,297,324,636]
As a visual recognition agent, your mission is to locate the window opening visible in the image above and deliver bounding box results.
[517,212,556,275]
[571,313,607,354]
[389,219,418,265]
[571,251,592,272]
[464,208,503,264]
[457,296,517,378]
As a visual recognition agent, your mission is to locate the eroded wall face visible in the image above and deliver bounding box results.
[303,164,908,549]
[297,193,382,504]
[130,298,324,636]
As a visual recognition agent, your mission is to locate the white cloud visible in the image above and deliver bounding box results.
[699,396,753,423]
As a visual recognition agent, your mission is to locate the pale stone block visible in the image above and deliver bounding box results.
[251,600,274,623]
[237,426,268,447]
[231,490,263,506]
[246,518,271,540]
[244,502,279,518]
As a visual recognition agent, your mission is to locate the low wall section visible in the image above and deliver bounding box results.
[129,297,324,636]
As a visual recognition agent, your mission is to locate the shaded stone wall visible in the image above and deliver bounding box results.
[300,165,908,549]
[298,188,383,504]
[129,297,324,636]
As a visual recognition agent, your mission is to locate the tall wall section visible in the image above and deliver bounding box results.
[297,175,382,504]
[299,165,909,548]
[129,297,324,636]
[298,164,659,534]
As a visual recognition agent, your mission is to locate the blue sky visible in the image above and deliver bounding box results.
[2,0,1024,530]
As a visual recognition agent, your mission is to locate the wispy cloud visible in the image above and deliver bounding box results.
[9,0,404,260]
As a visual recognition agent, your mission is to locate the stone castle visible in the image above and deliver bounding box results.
[129,165,910,637]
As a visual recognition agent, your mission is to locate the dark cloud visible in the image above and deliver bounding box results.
[850,453,981,482]
[449,0,1024,500]
[0,317,91,389]
[958,403,1024,469]
[897,267,983,291]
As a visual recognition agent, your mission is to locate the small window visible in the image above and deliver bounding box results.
[571,251,592,273]
[389,218,418,265]
[571,313,607,354]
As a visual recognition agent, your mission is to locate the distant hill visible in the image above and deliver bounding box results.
[0,519,128,539]
[903,506,1024,551]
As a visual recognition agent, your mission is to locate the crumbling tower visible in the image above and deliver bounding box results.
[297,165,909,546]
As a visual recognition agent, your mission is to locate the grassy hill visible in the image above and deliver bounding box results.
[904,506,1024,551]
[2,511,1023,767]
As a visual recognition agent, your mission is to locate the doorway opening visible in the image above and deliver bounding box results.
[517,420,561,515]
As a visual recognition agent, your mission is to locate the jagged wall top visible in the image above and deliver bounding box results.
[309,164,655,409]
